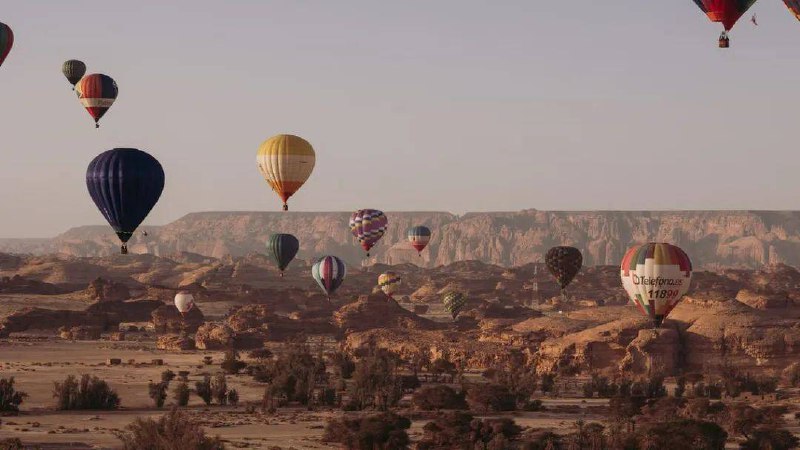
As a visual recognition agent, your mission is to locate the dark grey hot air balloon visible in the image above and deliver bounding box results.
[267,233,299,277]
[62,59,86,90]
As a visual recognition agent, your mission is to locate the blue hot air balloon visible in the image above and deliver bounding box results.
[86,148,165,254]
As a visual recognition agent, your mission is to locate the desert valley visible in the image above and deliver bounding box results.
[0,211,798,449]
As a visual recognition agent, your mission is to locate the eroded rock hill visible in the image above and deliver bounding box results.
[4,210,800,269]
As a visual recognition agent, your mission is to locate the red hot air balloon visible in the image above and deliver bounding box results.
[75,74,118,128]
[693,0,758,47]
[0,22,13,69]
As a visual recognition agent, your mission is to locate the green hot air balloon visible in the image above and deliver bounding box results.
[62,59,87,90]
[442,291,467,320]
[267,233,299,277]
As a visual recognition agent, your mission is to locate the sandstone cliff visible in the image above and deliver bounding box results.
[5,210,800,269]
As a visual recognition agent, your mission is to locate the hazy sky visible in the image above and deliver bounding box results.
[1,1,799,237]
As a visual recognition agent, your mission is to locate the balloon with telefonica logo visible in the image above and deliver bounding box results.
[620,242,692,328]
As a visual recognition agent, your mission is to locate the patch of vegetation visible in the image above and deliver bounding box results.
[0,378,27,414]
[115,408,225,450]
[323,412,410,449]
[148,381,169,408]
[53,374,120,410]
[173,381,190,407]
[412,385,467,411]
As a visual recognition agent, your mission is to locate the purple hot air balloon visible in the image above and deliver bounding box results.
[349,209,387,257]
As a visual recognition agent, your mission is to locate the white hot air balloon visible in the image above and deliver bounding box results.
[174,291,195,317]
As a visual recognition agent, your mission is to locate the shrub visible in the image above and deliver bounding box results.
[195,375,213,406]
[161,370,176,383]
[250,342,325,407]
[0,378,27,413]
[782,362,800,387]
[323,412,410,449]
[638,419,727,450]
[465,384,516,413]
[417,412,521,449]
[330,351,356,380]
[148,381,169,408]
[221,350,246,375]
[247,348,273,361]
[53,374,120,410]
[173,382,190,407]
[0,438,24,450]
[740,427,800,450]
[227,389,239,406]
[115,408,224,450]
[412,385,467,411]
[211,373,228,405]
[350,349,402,410]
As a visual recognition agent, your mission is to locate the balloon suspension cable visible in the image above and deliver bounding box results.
[282,204,288,211]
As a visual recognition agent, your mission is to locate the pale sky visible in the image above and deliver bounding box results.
[1,1,799,237]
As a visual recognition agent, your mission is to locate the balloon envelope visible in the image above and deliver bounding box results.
[174,292,195,314]
[312,256,346,298]
[620,243,692,328]
[86,148,165,253]
[75,74,118,127]
[349,209,388,255]
[442,291,467,319]
[256,134,315,211]
[545,246,583,290]
[407,226,431,254]
[62,60,87,87]
[783,0,800,20]
[0,22,12,68]
[693,0,757,30]
[268,233,299,273]
[378,271,401,298]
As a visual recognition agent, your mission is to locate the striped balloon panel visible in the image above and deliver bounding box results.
[349,209,388,252]
[312,256,346,297]
[268,233,299,271]
[693,0,757,30]
[85,148,165,243]
[256,135,316,205]
[62,60,87,85]
[407,226,431,252]
[0,22,13,67]
[76,74,118,122]
[620,243,692,327]
[784,0,800,20]
[378,271,401,297]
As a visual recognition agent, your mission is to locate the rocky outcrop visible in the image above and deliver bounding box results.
[194,322,236,350]
[59,326,102,340]
[735,289,790,310]
[85,277,130,302]
[157,334,196,351]
[8,210,800,269]
[620,329,681,375]
[334,294,440,333]
[0,275,68,295]
[151,304,204,333]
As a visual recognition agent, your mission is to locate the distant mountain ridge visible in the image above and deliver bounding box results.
[1,210,799,269]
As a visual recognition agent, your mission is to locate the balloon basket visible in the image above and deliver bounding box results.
[120,244,128,255]
[282,204,288,211]
[718,36,729,48]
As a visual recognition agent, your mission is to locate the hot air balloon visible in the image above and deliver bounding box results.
[783,0,800,20]
[620,243,692,328]
[86,148,165,255]
[407,226,431,256]
[442,291,467,320]
[62,60,86,90]
[349,209,387,257]
[256,134,316,211]
[545,246,583,297]
[75,74,118,128]
[693,0,758,47]
[268,233,299,277]
[0,22,12,69]
[312,256,346,299]
[377,271,401,299]
[174,291,195,317]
